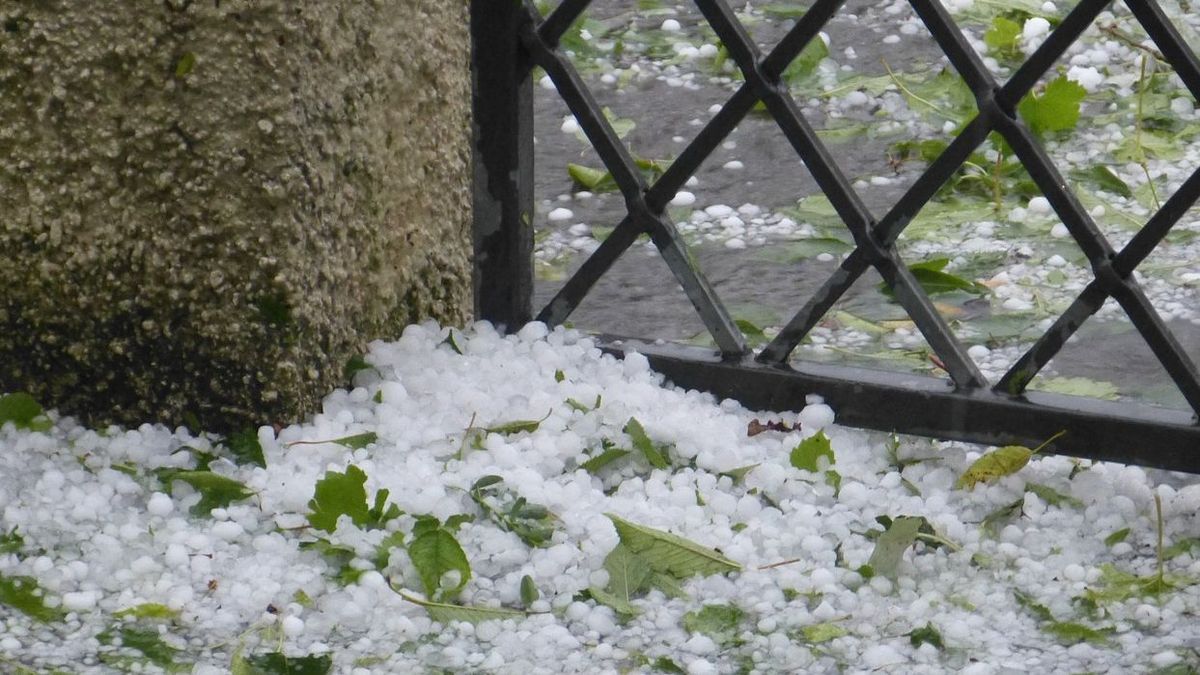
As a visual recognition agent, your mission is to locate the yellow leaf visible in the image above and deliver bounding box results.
[955,445,1032,490]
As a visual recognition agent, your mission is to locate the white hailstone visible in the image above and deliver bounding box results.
[147,492,174,517]
[722,160,745,170]
[671,191,697,207]
[1062,563,1086,582]
[547,207,574,222]
[1041,2,1057,13]
[1023,17,1051,41]
[1027,196,1052,214]
[687,659,719,675]
[1067,65,1104,92]
[882,35,900,44]
[698,44,718,58]
[661,19,682,32]
[862,644,905,668]
[724,238,746,250]
[705,204,734,218]
[1050,223,1070,238]
[967,344,991,360]
[816,252,834,262]
[62,591,98,612]
[1171,97,1194,115]
[1152,651,1183,668]
[568,223,591,237]
[798,403,835,430]
[560,116,580,134]
[211,521,244,542]
[281,615,305,636]
[1046,254,1067,267]
[1134,603,1161,627]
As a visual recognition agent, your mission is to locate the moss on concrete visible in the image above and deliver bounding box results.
[0,0,471,430]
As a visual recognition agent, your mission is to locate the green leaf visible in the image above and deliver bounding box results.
[520,575,540,606]
[1018,75,1086,136]
[625,417,669,469]
[1043,621,1113,646]
[0,527,24,555]
[649,656,686,674]
[882,258,988,296]
[0,575,64,622]
[1164,537,1200,560]
[781,36,829,87]
[1025,482,1083,508]
[408,528,472,600]
[908,622,945,650]
[825,470,842,497]
[373,531,406,570]
[0,392,48,431]
[587,584,640,616]
[567,163,617,192]
[789,431,834,472]
[307,466,373,532]
[866,516,923,579]
[343,354,372,380]
[1070,165,1133,198]
[224,429,266,468]
[1104,528,1131,547]
[682,604,744,645]
[799,622,848,643]
[441,330,464,354]
[239,653,333,675]
[554,369,566,383]
[982,498,1025,536]
[1035,377,1120,400]
[485,412,550,435]
[606,514,741,577]
[601,543,652,611]
[581,447,632,473]
[1014,589,1055,622]
[955,445,1033,489]
[156,469,256,516]
[99,625,186,671]
[394,589,525,624]
[174,52,196,78]
[114,603,180,621]
[984,16,1022,59]
[574,107,635,144]
[718,464,759,484]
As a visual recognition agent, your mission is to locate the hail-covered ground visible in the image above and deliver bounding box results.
[1,323,1198,674]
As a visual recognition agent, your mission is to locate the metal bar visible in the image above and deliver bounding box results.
[1111,282,1200,415]
[538,0,591,48]
[1126,0,1200,101]
[997,166,1200,395]
[472,0,535,329]
[758,113,996,364]
[696,0,984,386]
[605,340,1200,474]
[907,0,995,97]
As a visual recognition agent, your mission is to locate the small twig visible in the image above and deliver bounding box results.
[1098,23,1166,62]
[757,557,807,571]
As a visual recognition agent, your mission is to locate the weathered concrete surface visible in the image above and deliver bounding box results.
[0,1,471,430]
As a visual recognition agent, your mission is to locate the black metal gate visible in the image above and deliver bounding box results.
[471,0,1200,473]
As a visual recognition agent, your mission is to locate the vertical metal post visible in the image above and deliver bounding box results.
[471,0,535,330]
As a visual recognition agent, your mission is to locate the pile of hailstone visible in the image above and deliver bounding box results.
[1,322,1198,674]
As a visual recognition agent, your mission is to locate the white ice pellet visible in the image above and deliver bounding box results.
[211,521,244,541]
[968,344,991,360]
[798,403,835,430]
[147,492,174,517]
[862,644,905,668]
[661,19,682,32]
[671,191,697,206]
[547,207,574,222]
[722,160,744,170]
[62,591,98,612]
[281,616,305,636]
[1051,223,1070,238]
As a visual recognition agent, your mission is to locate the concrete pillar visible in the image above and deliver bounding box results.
[0,1,472,430]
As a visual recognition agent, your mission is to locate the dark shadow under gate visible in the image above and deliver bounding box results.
[471,0,1200,473]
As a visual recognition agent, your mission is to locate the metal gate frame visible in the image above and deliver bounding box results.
[471,0,1200,473]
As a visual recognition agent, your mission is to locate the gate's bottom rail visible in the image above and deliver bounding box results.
[598,339,1200,474]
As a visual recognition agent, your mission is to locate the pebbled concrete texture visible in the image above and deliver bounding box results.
[0,0,471,431]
